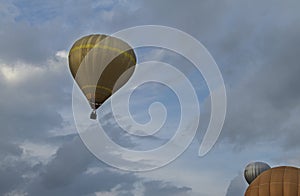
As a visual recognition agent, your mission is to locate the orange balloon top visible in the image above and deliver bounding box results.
[245,166,300,196]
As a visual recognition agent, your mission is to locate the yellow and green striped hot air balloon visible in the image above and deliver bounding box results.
[68,34,136,119]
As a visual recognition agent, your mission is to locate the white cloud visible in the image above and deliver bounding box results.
[4,190,28,196]
[0,63,42,82]
[55,50,68,59]
[20,142,58,165]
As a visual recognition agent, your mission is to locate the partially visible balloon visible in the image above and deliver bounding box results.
[245,166,300,196]
[68,34,136,119]
[244,162,271,184]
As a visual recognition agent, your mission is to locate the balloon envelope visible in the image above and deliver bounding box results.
[244,162,271,184]
[68,34,136,110]
[245,166,300,196]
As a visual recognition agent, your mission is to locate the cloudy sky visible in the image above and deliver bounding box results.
[0,0,300,195]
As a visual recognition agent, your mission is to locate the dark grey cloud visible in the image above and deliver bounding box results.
[219,4,300,150]
[0,53,73,194]
[0,139,22,159]
[225,173,247,196]
[0,57,70,142]
[143,181,192,196]
[39,138,93,189]
[21,137,192,196]
[0,158,31,195]
[0,145,43,196]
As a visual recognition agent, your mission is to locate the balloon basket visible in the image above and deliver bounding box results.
[90,110,97,120]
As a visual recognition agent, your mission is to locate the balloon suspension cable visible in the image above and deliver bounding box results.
[90,109,97,120]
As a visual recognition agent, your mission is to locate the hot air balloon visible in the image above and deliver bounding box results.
[245,166,300,196]
[68,34,136,119]
[244,162,271,184]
